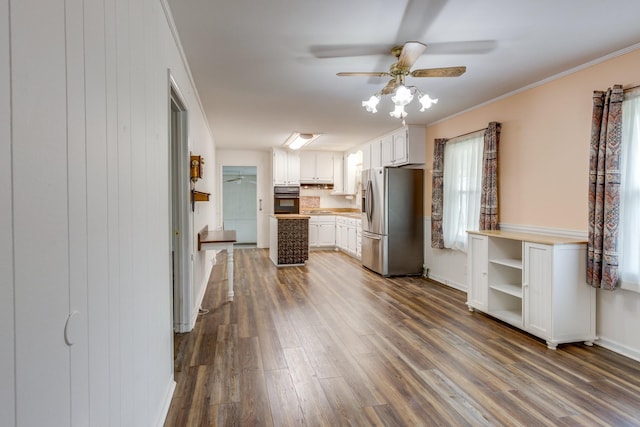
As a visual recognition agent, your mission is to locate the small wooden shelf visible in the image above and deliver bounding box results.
[192,190,210,202]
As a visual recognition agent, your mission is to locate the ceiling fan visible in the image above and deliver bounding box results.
[224,176,256,185]
[338,41,465,86]
[337,41,466,119]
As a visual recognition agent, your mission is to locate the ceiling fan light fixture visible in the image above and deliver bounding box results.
[391,85,413,106]
[284,132,321,150]
[389,104,407,119]
[362,95,380,113]
[418,93,438,111]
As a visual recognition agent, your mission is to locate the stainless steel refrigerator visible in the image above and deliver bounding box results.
[361,167,424,276]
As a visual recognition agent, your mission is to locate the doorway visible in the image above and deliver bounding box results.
[222,166,257,245]
[169,83,192,332]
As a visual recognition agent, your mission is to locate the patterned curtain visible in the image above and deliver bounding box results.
[431,138,447,248]
[587,85,623,290]
[479,122,501,230]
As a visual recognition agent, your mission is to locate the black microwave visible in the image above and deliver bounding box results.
[274,186,300,214]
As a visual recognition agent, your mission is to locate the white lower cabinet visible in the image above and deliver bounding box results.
[466,230,596,349]
[309,215,336,248]
[334,216,360,257]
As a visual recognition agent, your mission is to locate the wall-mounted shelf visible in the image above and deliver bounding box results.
[191,190,210,202]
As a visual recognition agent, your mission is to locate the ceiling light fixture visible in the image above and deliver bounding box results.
[362,76,438,125]
[284,132,321,150]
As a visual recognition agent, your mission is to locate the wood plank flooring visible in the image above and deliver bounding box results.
[165,249,640,426]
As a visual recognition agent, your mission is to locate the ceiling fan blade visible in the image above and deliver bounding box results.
[380,79,398,95]
[310,44,390,59]
[337,72,390,77]
[396,41,427,69]
[396,0,447,43]
[411,66,466,78]
[426,40,498,55]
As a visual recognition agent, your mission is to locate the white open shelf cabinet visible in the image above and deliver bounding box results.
[466,230,596,350]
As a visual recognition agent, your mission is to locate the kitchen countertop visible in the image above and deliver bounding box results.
[272,214,311,219]
[300,209,362,219]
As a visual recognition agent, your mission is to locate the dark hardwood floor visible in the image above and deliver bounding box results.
[165,249,640,426]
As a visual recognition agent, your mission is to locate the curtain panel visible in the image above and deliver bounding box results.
[430,138,447,248]
[587,85,623,290]
[479,122,501,230]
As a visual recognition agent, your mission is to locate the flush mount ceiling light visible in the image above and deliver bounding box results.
[337,41,465,124]
[284,132,321,150]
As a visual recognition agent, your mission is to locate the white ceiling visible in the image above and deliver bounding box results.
[167,0,640,153]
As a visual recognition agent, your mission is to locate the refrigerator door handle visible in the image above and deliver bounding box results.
[362,231,381,240]
[366,180,373,224]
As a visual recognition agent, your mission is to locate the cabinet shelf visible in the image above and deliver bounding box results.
[489,309,522,327]
[489,258,522,269]
[490,283,522,298]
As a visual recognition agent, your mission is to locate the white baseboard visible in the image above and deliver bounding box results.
[189,275,209,329]
[595,337,640,363]
[428,273,467,292]
[155,378,176,427]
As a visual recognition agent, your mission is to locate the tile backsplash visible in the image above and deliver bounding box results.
[299,188,359,210]
[300,196,320,210]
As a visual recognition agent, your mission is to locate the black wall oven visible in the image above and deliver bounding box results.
[273,186,300,214]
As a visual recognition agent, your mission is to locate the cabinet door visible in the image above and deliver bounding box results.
[333,154,344,191]
[467,234,488,311]
[335,223,345,249]
[318,223,336,246]
[273,149,288,185]
[347,225,357,254]
[299,152,316,182]
[315,152,334,182]
[362,143,371,170]
[392,130,408,164]
[523,242,552,339]
[308,223,319,247]
[286,152,300,185]
[381,135,394,166]
[370,139,382,168]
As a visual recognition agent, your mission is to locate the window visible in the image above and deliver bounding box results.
[619,91,640,292]
[442,132,484,251]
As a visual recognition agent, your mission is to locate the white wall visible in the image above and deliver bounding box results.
[216,149,271,247]
[1,0,215,426]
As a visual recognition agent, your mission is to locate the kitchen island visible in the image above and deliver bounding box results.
[269,214,310,267]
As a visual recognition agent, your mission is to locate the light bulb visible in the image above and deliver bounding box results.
[392,85,413,106]
[362,95,380,113]
[418,94,438,111]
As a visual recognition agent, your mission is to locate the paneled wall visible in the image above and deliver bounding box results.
[1,0,215,425]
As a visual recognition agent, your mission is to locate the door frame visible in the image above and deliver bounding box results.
[169,73,193,333]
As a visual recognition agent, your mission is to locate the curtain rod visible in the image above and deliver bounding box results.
[449,127,487,140]
[624,84,640,93]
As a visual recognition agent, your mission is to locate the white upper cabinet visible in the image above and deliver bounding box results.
[272,148,300,185]
[331,150,362,195]
[299,151,334,184]
[362,125,425,170]
[381,125,425,166]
